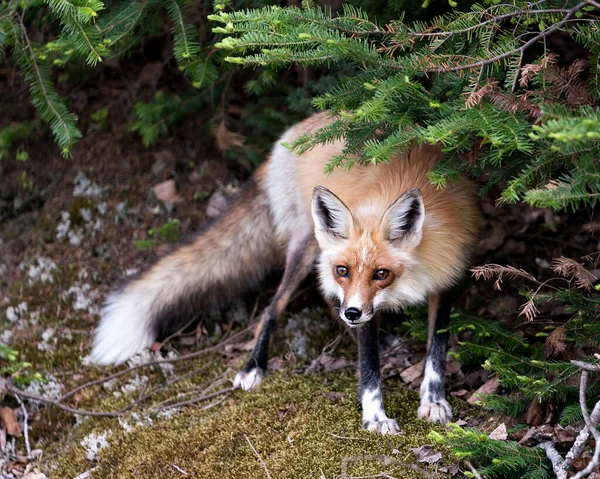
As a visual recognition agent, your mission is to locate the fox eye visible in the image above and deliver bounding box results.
[373,269,390,281]
[336,266,349,277]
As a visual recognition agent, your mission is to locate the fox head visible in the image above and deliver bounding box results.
[311,185,427,327]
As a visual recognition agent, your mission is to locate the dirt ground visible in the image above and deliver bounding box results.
[1,56,599,478]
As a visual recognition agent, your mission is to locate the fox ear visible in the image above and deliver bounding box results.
[311,186,353,240]
[381,188,425,249]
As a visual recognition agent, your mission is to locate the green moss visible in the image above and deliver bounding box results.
[54,372,450,479]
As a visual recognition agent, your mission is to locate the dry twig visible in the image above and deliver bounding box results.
[538,360,600,479]
[244,433,273,479]
[340,455,438,479]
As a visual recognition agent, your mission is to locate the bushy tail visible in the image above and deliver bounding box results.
[91,175,281,365]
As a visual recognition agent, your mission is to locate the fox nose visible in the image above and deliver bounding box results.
[344,307,362,322]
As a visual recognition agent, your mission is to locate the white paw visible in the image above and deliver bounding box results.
[363,418,401,435]
[418,398,452,424]
[233,368,264,391]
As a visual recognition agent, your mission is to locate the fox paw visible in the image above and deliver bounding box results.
[418,398,452,424]
[233,368,264,391]
[363,418,401,435]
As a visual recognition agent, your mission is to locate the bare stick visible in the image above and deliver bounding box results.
[464,461,484,479]
[60,325,252,402]
[340,455,437,479]
[152,387,234,412]
[538,360,600,479]
[538,442,567,479]
[14,394,31,459]
[171,464,190,476]
[6,383,125,417]
[244,433,273,479]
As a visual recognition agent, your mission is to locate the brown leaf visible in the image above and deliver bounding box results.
[546,326,567,355]
[518,425,555,446]
[277,404,296,421]
[22,466,48,479]
[450,389,470,399]
[324,392,346,403]
[554,424,576,445]
[410,445,442,464]
[400,359,425,385]
[467,378,499,405]
[306,354,354,374]
[153,179,181,204]
[525,398,544,426]
[0,406,22,437]
[489,423,508,440]
[205,191,229,219]
[213,120,245,153]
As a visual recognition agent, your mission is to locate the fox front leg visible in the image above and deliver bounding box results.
[418,291,452,424]
[358,318,401,435]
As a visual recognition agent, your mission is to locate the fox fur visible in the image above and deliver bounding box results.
[91,111,479,432]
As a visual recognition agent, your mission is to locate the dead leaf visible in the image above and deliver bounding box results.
[410,445,442,464]
[206,191,229,218]
[0,406,22,437]
[489,423,508,440]
[478,221,506,253]
[151,150,175,175]
[1,424,6,452]
[324,392,346,403]
[572,456,592,471]
[400,359,425,384]
[305,354,354,374]
[22,466,48,479]
[446,360,462,375]
[450,389,470,399]
[153,179,181,204]
[213,119,245,152]
[277,404,296,421]
[525,398,544,426]
[518,425,555,446]
[467,378,499,405]
[554,424,576,444]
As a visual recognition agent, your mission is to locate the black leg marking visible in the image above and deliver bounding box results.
[234,234,317,391]
[358,319,400,435]
[418,291,453,424]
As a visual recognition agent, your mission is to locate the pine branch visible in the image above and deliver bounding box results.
[15,13,81,157]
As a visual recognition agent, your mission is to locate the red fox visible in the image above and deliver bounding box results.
[91,112,480,433]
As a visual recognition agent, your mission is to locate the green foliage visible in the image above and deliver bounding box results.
[0,0,224,156]
[135,218,182,250]
[131,91,209,147]
[0,121,37,159]
[211,1,600,211]
[0,345,43,387]
[430,424,553,478]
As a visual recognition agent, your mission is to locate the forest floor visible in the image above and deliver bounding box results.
[1,59,598,478]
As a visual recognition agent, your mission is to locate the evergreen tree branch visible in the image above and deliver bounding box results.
[15,12,81,156]
[426,1,589,73]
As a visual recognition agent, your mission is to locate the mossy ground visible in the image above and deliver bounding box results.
[55,370,451,479]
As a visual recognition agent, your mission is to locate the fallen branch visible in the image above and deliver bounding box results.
[3,326,252,418]
[15,394,32,459]
[538,360,600,479]
[152,387,234,412]
[60,325,252,403]
[244,433,273,479]
[340,455,438,479]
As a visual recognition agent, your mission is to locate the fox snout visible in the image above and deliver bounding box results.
[339,303,374,327]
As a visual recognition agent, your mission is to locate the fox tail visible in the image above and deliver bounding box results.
[90,175,280,365]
